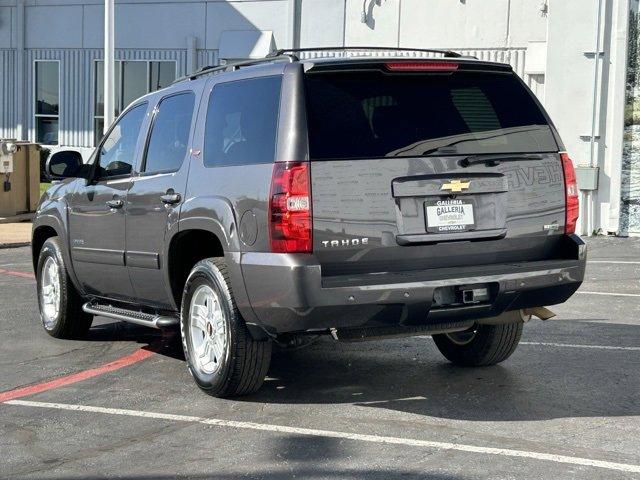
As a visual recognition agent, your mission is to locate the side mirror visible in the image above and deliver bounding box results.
[46,150,84,180]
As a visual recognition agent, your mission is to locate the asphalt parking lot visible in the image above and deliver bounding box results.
[1,237,639,479]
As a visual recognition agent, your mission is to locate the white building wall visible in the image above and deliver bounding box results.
[0,49,16,139]
[0,0,633,234]
[399,0,547,48]
[299,0,345,47]
[205,0,290,50]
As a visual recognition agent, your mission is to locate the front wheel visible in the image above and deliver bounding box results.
[180,258,272,397]
[432,322,523,367]
[36,237,93,339]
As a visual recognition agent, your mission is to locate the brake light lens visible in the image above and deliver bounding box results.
[269,162,312,253]
[385,62,459,72]
[560,152,579,235]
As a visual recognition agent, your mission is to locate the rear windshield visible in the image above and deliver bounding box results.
[305,70,557,160]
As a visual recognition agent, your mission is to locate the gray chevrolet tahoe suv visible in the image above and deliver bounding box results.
[33,48,586,397]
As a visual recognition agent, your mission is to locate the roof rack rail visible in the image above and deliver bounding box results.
[173,47,465,85]
[173,53,296,84]
[267,46,462,59]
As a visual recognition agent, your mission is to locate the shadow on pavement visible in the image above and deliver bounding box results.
[85,321,184,361]
[34,434,463,479]
[239,322,640,423]
[38,473,465,480]
[82,319,639,424]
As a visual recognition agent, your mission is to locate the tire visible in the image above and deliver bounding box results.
[180,258,272,397]
[36,237,93,339]
[432,322,523,367]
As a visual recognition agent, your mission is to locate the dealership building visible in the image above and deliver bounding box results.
[0,0,639,236]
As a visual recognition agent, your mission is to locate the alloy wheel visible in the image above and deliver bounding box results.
[188,284,228,375]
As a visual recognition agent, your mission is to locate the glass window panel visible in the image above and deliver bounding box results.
[115,61,122,116]
[95,61,104,117]
[121,61,147,109]
[35,62,59,115]
[36,117,59,145]
[144,92,195,173]
[204,76,282,168]
[94,118,105,147]
[97,103,147,178]
[150,61,176,91]
[95,61,121,117]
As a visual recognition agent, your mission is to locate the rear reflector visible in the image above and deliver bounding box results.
[560,152,579,235]
[385,62,459,72]
[269,162,312,253]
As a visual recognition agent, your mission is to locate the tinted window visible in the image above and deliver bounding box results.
[143,92,195,173]
[97,103,147,178]
[204,76,282,167]
[35,61,60,145]
[305,71,557,160]
[35,61,59,115]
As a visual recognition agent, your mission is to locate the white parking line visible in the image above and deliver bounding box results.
[577,290,640,298]
[588,260,640,265]
[521,342,640,352]
[4,399,640,474]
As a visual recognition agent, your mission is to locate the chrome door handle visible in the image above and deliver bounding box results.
[106,199,124,209]
[160,193,181,205]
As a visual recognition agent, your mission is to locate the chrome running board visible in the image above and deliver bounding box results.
[82,302,178,329]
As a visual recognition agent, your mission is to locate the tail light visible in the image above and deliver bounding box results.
[385,62,459,72]
[269,162,312,253]
[560,152,579,235]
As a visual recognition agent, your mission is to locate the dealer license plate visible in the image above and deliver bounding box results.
[425,199,475,233]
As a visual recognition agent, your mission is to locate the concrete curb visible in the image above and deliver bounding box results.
[0,242,30,249]
[0,213,34,224]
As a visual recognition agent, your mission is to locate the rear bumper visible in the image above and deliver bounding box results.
[241,235,587,335]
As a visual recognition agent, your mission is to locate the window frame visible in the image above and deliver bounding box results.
[139,90,196,176]
[92,101,149,182]
[33,59,61,146]
[203,75,283,169]
[93,59,177,147]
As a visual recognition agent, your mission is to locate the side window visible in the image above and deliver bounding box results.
[97,103,147,178]
[143,92,195,173]
[204,76,282,168]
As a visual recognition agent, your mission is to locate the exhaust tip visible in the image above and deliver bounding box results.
[523,307,556,321]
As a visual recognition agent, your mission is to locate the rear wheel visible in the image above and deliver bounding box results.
[432,322,523,366]
[36,237,93,339]
[180,258,272,397]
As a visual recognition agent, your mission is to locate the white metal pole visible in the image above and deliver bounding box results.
[586,0,604,236]
[104,0,115,133]
[16,0,25,141]
[589,0,604,169]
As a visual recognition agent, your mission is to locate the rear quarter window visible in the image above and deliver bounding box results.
[305,70,557,160]
[204,76,282,168]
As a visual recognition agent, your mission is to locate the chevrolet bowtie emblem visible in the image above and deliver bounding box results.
[441,180,471,193]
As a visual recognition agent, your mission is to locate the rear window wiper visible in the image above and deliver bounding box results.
[459,153,546,167]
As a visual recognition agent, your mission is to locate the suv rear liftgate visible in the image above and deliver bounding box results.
[242,57,585,335]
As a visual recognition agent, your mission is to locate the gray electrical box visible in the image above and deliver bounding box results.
[575,166,599,191]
